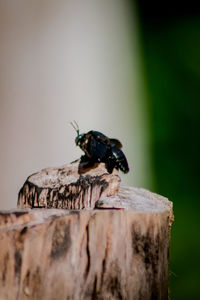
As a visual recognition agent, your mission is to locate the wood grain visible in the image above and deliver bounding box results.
[1,182,173,300]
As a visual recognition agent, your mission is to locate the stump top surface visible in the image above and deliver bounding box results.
[1,185,173,232]
[28,161,118,188]
[96,186,172,213]
[18,161,172,216]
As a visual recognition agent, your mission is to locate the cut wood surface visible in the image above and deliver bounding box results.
[0,162,173,300]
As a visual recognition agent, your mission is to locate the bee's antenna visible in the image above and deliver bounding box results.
[74,120,79,130]
[70,121,79,135]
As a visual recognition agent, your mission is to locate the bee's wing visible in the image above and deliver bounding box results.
[106,145,129,174]
[109,138,123,149]
[89,131,123,148]
[88,131,110,144]
[89,135,107,160]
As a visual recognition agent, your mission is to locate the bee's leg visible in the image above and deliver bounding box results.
[78,155,96,174]
[80,154,90,163]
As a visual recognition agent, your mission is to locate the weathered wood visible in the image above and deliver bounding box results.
[0,181,173,300]
[18,160,120,210]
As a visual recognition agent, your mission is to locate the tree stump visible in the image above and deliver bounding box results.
[0,162,173,300]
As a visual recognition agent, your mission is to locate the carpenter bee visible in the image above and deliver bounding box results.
[71,121,129,174]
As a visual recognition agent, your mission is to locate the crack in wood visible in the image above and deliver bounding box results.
[84,223,91,278]
[2,253,9,283]
[91,275,98,300]
[14,250,22,275]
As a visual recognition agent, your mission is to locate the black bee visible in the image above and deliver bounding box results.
[71,121,129,174]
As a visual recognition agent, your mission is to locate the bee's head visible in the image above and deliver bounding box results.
[70,121,83,146]
[75,133,84,146]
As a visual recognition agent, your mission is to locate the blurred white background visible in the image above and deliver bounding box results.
[0,0,152,209]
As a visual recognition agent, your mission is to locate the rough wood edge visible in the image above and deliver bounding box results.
[17,161,121,210]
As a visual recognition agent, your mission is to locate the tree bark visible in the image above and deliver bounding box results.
[0,162,173,300]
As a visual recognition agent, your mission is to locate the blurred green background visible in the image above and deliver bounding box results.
[134,1,200,299]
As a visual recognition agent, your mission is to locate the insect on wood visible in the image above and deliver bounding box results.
[71,121,129,174]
